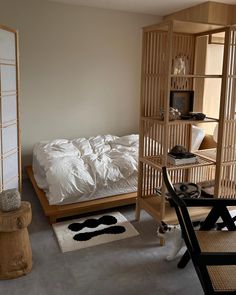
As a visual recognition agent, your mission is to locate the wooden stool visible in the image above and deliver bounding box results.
[0,201,32,279]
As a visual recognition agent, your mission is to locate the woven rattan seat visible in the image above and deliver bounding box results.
[162,167,236,295]
[196,231,236,291]
[196,231,236,252]
[207,265,236,292]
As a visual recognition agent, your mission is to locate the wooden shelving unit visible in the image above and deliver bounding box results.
[136,20,236,225]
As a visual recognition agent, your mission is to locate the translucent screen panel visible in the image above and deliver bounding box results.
[0,29,15,64]
[2,124,18,154]
[3,176,18,190]
[0,65,16,93]
[2,152,18,182]
[1,95,17,124]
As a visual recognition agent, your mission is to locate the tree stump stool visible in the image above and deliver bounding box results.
[0,201,32,279]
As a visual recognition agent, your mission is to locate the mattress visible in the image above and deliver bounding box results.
[33,134,138,205]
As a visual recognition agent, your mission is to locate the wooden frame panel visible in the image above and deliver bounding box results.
[0,26,21,193]
[26,166,137,224]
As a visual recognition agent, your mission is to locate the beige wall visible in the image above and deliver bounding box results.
[0,0,159,166]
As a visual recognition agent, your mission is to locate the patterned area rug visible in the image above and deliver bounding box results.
[52,212,139,252]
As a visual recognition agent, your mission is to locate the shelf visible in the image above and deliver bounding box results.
[171,74,222,78]
[143,74,223,79]
[139,196,211,223]
[141,117,218,124]
[194,149,216,162]
[195,148,236,165]
[140,155,215,171]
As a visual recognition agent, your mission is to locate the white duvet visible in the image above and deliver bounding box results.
[33,134,139,205]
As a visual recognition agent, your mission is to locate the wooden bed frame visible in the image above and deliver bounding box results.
[26,166,137,224]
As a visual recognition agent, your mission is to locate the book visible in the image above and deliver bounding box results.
[167,154,198,165]
[168,151,196,159]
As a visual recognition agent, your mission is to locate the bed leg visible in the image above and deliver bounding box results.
[135,198,141,221]
[49,216,57,224]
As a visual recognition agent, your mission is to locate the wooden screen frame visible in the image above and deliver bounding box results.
[0,25,21,193]
[26,166,137,224]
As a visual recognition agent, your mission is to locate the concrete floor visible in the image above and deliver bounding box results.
[0,179,203,295]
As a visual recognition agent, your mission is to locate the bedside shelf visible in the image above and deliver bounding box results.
[141,117,219,125]
[140,155,215,171]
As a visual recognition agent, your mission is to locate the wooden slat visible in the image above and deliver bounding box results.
[214,27,231,197]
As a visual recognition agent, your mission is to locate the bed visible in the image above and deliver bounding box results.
[27,127,207,223]
[26,134,139,223]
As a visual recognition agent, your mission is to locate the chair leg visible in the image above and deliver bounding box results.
[219,207,236,230]
[177,250,190,269]
[200,206,220,230]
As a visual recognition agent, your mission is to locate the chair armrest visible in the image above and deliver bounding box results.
[182,197,236,207]
[200,252,236,265]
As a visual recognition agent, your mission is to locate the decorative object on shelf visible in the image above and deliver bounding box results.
[156,181,201,200]
[198,180,215,198]
[172,182,201,199]
[170,90,194,115]
[0,189,21,212]
[169,145,187,155]
[189,112,206,120]
[173,54,189,75]
[160,107,181,121]
[168,145,198,165]
[180,112,206,120]
[180,114,193,120]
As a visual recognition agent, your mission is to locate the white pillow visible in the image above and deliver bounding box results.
[191,125,205,151]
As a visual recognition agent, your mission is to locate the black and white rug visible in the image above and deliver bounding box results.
[52,212,139,252]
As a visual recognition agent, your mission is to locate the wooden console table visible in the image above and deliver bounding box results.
[0,201,32,279]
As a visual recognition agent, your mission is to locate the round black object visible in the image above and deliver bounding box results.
[194,113,206,120]
[170,145,187,155]
[174,182,201,199]
[189,112,206,120]
[180,115,192,120]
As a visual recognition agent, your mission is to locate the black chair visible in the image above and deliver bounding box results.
[162,167,236,294]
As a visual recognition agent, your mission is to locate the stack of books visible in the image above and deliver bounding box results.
[167,151,198,165]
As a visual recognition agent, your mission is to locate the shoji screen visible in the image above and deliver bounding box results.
[0,26,20,192]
